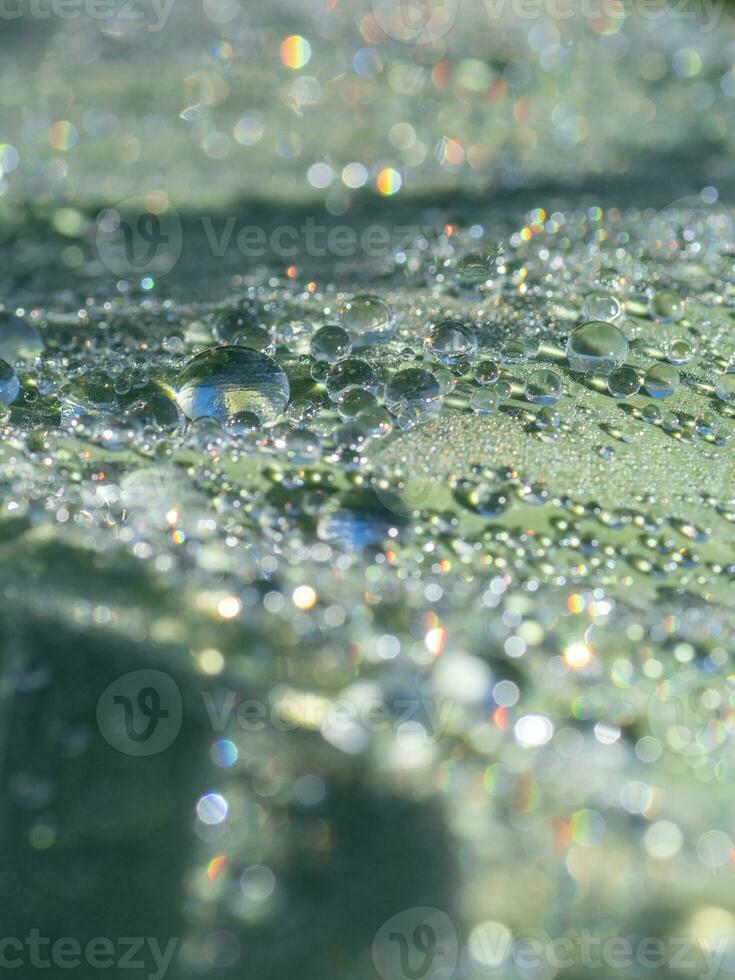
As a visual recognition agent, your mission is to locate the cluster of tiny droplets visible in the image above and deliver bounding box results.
[5,201,735,974]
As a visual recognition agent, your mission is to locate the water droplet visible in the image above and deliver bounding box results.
[424,320,478,366]
[128,391,182,428]
[470,388,499,414]
[337,388,378,419]
[607,365,641,399]
[270,424,322,464]
[583,293,622,322]
[525,368,562,406]
[649,288,685,324]
[453,251,495,291]
[0,313,44,363]
[310,360,329,383]
[695,412,717,436]
[311,324,352,362]
[474,359,500,385]
[275,318,313,353]
[227,411,260,437]
[0,360,20,405]
[433,366,456,394]
[666,338,693,365]
[286,399,318,427]
[501,339,534,364]
[714,367,735,403]
[644,363,679,399]
[566,321,629,374]
[326,357,378,402]
[175,346,290,424]
[494,379,513,400]
[61,379,120,423]
[213,308,263,344]
[357,406,393,438]
[338,295,396,346]
[231,325,275,354]
[535,406,561,430]
[384,368,442,423]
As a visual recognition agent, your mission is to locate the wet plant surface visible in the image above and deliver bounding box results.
[4,0,735,973]
[1,192,734,978]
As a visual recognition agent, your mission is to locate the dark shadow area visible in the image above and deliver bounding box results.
[0,143,731,306]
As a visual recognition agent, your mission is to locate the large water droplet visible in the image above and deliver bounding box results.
[474,360,500,386]
[714,367,735,403]
[326,357,378,402]
[607,365,641,399]
[666,338,693,365]
[525,368,562,406]
[0,314,44,363]
[424,320,478,366]
[649,288,685,324]
[311,324,351,362]
[338,295,396,346]
[644,363,679,399]
[582,292,622,322]
[174,346,290,424]
[453,251,496,291]
[566,321,629,374]
[0,360,20,405]
[470,388,499,414]
[384,368,442,423]
[213,308,263,344]
[231,325,275,354]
